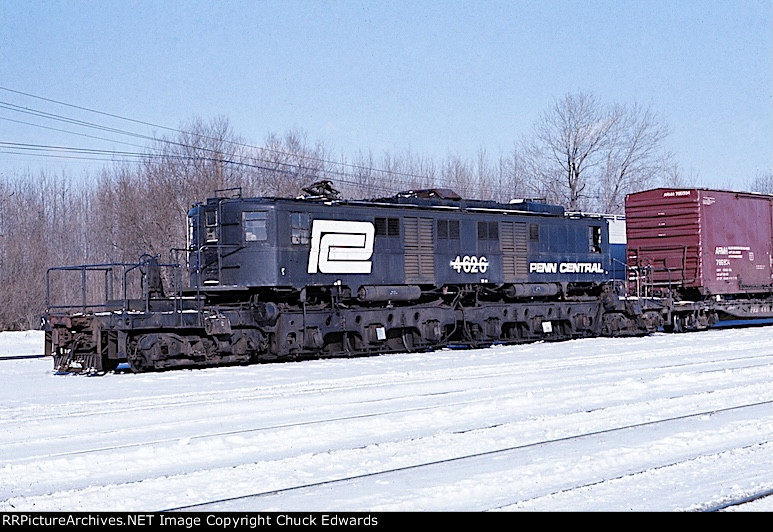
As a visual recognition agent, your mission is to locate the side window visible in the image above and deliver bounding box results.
[529,224,540,242]
[590,226,602,253]
[243,211,267,242]
[291,212,310,245]
[205,209,218,242]
[375,217,400,237]
[187,216,195,249]
[438,219,460,240]
[477,221,499,241]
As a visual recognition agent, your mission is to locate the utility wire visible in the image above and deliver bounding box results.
[0,86,437,184]
[0,103,436,195]
[0,86,524,199]
[0,141,422,195]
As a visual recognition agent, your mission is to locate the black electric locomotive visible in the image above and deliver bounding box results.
[44,182,658,373]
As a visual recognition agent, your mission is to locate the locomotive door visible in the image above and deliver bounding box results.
[404,217,435,284]
[200,205,221,285]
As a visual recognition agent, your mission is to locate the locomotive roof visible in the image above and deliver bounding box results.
[198,187,567,217]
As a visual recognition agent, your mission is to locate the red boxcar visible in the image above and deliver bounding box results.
[625,188,773,296]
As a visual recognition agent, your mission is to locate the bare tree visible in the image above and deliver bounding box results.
[596,103,671,212]
[660,157,700,188]
[0,172,78,329]
[248,130,328,198]
[339,149,439,199]
[522,92,673,213]
[747,169,773,194]
[440,155,475,199]
[522,92,615,210]
[339,150,379,199]
[494,146,527,203]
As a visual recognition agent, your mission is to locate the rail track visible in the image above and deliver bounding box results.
[704,489,773,512]
[0,354,45,361]
[2,328,772,511]
[157,401,773,511]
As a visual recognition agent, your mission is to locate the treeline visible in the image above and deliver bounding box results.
[1,92,769,329]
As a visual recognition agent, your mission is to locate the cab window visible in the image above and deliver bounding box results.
[590,226,602,253]
[291,212,310,244]
[243,211,267,242]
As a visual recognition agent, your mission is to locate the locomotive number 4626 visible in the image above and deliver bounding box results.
[450,255,489,273]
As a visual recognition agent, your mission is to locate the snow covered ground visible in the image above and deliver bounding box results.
[1,327,771,512]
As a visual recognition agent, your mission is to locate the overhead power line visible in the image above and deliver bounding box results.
[0,85,436,185]
[0,85,526,199]
[0,141,421,195]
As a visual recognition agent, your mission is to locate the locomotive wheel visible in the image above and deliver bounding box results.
[664,315,684,333]
[127,334,160,372]
[127,348,152,373]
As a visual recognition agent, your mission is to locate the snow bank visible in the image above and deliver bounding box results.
[0,330,44,357]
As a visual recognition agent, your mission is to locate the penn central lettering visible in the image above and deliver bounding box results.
[530,262,604,274]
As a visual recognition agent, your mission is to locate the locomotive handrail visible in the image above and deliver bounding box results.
[214,187,242,199]
[46,263,117,314]
[45,257,185,318]
[627,244,702,299]
[610,256,627,281]
[187,242,246,324]
[122,261,145,314]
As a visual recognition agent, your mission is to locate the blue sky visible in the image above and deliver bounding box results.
[1,0,770,190]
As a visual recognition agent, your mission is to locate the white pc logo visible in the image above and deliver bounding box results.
[307,220,375,274]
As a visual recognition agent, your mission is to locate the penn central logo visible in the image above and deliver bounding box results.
[307,220,375,274]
